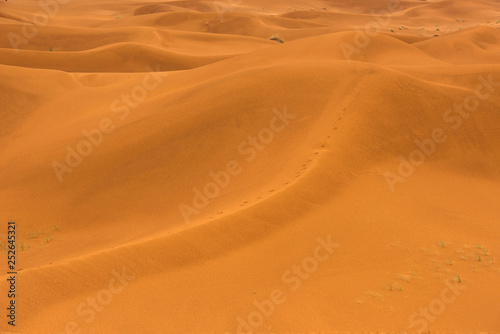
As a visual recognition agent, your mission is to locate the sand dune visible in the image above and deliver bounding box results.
[415,25,500,64]
[1,0,500,333]
[0,43,234,72]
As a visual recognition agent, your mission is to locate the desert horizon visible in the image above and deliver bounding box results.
[1,0,500,333]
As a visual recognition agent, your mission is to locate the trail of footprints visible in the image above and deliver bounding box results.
[235,111,347,209]
[211,111,347,217]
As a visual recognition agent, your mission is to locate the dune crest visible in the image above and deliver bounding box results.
[1,0,499,333]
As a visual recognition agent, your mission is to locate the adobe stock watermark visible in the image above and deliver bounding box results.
[227,235,339,334]
[179,107,295,224]
[48,267,135,334]
[406,277,467,332]
[8,0,70,52]
[212,0,242,23]
[340,0,401,62]
[51,65,163,182]
[385,74,500,192]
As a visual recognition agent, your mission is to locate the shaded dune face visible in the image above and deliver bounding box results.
[0,0,499,333]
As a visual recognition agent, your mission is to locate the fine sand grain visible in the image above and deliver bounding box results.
[1,0,499,333]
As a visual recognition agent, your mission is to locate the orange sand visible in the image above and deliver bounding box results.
[1,0,500,333]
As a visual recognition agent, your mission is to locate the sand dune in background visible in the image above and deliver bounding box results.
[1,0,499,333]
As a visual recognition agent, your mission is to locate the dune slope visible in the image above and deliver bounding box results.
[1,0,499,333]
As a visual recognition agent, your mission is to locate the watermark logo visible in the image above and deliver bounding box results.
[179,107,295,224]
[231,235,339,334]
[52,65,163,182]
[385,74,499,192]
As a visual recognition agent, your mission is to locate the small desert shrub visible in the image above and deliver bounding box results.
[270,34,284,43]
